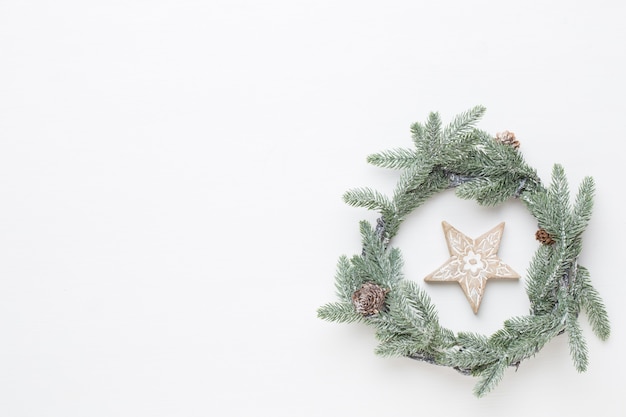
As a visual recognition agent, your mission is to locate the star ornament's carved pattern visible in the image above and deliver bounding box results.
[424,221,520,314]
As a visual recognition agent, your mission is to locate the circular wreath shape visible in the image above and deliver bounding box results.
[317,106,610,397]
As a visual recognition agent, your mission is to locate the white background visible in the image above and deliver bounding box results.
[1,1,624,416]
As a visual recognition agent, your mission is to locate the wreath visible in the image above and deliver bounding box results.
[317,106,610,397]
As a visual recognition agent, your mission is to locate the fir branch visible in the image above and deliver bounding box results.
[333,255,358,303]
[488,327,517,351]
[547,164,571,237]
[524,245,553,310]
[374,335,430,357]
[366,148,418,169]
[570,176,595,238]
[395,280,440,325]
[455,177,516,206]
[578,266,611,340]
[350,254,384,286]
[520,185,550,224]
[350,220,405,289]
[525,245,565,314]
[392,162,433,200]
[410,121,426,147]
[390,167,449,230]
[385,247,405,283]
[566,305,588,372]
[343,187,395,215]
[525,228,578,314]
[317,302,362,323]
[504,313,562,338]
[358,220,386,261]
[443,105,486,141]
[474,359,508,398]
[441,332,501,369]
[473,132,526,174]
[439,131,483,167]
[370,311,413,341]
[503,313,565,364]
[425,111,443,147]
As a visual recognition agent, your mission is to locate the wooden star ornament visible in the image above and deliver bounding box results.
[424,221,520,313]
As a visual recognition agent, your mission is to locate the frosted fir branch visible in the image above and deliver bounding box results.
[445,171,532,201]
[578,267,611,341]
[317,302,363,323]
[425,111,443,146]
[367,148,418,169]
[474,360,508,398]
[359,217,388,257]
[442,105,487,141]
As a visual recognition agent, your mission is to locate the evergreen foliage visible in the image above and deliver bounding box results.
[317,106,610,397]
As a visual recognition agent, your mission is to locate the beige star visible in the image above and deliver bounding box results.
[424,221,520,314]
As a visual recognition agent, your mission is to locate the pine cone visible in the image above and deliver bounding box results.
[352,282,388,316]
[495,130,520,149]
[535,228,555,245]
